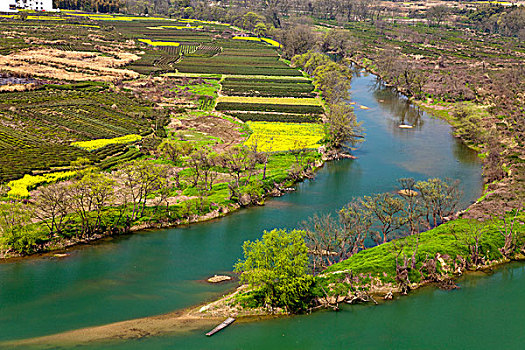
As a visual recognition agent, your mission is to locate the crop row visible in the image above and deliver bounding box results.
[223,76,310,83]
[216,96,321,106]
[175,64,302,76]
[177,55,290,68]
[215,102,324,114]
[98,147,142,170]
[226,112,321,123]
[221,81,315,98]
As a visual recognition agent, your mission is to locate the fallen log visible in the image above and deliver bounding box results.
[206,317,235,337]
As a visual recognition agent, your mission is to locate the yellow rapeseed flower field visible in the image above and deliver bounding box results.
[71,134,142,151]
[7,171,77,198]
[232,36,281,47]
[27,16,65,21]
[217,96,321,106]
[244,122,324,152]
[138,39,180,46]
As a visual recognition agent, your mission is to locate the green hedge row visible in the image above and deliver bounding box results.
[215,102,325,114]
[226,112,321,123]
[222,81,315,97]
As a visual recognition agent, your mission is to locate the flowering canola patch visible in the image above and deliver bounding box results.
[138,39,180,46]
[232,36,281,47]
[27,16,65,21]
[7,171,77,198]
[244,121,324,152]
[71,134,142,151]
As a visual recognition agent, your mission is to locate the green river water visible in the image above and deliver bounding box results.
[2,72,521,349]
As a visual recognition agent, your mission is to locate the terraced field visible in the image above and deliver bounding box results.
[0,85,160,183]
[114,16,324,146]
[0,12,325,188]
[107,17,325,140]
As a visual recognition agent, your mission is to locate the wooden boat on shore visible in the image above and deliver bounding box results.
[206,317,235,336]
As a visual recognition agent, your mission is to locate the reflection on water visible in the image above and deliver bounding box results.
[371,78,425,130]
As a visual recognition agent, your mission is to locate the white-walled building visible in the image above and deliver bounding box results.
[0,0,58,12]
[17,0,56,11]
[0,1,18,13]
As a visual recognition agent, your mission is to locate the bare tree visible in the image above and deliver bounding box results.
[33,182,71,236]
[218,145,257,188]
[117,159,170,220]
[303,208,369,273]
[69,172,115,236]
[497,208,523,258]
[426,5,449,27]
[451,221,488,268]
[363,192,406,244]
[415,178,462,228]
[397,178,424,235]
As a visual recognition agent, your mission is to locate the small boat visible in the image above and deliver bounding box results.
[399,124,413,129]
[206,317,235,336]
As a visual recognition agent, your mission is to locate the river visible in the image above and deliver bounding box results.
[1,71,506,348]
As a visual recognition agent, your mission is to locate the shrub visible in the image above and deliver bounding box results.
[234,229,315,312]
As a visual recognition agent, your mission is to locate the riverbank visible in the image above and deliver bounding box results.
[195,211,524,314]
[6,236,523,349]
[345,30,524,219]
[0,156,329,261]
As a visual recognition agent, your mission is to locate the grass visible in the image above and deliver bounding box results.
[322,214,525,285]
[244,122,324,152]
[173,79,219,97]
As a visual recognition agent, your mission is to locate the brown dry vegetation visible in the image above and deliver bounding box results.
[341,21,524,218]
[180,115,246,152]
[0,48,140,82]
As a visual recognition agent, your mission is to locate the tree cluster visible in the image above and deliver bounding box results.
[302,178,462,272]
[292,51,364,151]
[54,0,121,13]
[234,228,315,313]
[0,159,172,254]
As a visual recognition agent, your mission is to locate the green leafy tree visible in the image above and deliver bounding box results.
[254,22,268,37]
[234,229,315,312]
[0,201,38,254]
[69,172,115,236]
[324,103,364,151]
